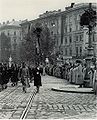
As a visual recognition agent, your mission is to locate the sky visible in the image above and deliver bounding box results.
[0,0,97,23]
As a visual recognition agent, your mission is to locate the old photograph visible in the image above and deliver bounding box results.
[0,0,97,119]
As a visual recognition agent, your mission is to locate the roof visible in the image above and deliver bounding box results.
[7,20,21,27]
[0,20,22,28]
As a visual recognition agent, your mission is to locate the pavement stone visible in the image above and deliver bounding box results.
[26,75,96,119]
[52,85,94,94]
[0,82,35,119]
[0,75,96,119]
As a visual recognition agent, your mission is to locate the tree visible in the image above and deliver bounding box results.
[20,23,55,64]
[80,3,96,27]
[0,33,11,62]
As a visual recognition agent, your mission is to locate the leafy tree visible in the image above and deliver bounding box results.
[20,23,55,64]
[0,33,11,62]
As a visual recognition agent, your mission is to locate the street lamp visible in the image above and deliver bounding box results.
[34,27,42,65]
[80,3,96,62]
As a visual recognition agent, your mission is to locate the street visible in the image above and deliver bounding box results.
[0,75,96,119]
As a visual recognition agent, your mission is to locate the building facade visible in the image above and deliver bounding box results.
[0,19,22,63]
[61,3,97,61]
[20,3,97,63]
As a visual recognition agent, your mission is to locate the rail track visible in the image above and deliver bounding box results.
[0,85,20,101]
[20,88,37,119]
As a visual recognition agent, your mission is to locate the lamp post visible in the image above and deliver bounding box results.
[80,3,96,63]
[34,27,42,65]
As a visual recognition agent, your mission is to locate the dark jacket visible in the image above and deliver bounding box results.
[33,67,42,86]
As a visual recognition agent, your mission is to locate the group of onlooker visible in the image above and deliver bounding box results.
[0,62,19,90]
[45,59,97,94]
[0,59,97,94]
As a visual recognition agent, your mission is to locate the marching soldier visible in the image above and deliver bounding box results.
[19,62,30,93]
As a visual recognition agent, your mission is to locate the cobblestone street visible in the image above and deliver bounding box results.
[26,75,97,119]
[0,75,97,119]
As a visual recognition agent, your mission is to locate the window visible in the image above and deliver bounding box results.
[76,36,79,41]
[69,36,72,43]
[8,32,10,36]
[65,48,67,55]
[93,34,95,42]
[70,48,72,56]
[76,24,78,31]
[80,35,83,41]
[69,25,72,32]
[14,39,16,43]
[51,31,53,35]
[61,38,63,44]
[80,47,82,56]
[14,45,16,50]
[74,15,77,21]
[64,26,67,33]
[20,32,21,36]
[69,15,72,23]
[77,14,80,20]
[69,27,72,32]
[66,17,68,23]
[14,31,16,35]
[65,37,67,44]
[76,47,78,56]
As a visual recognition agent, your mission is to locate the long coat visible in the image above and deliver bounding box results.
[69,68,73,83]
[11,67,19,83]
[33,67,42,86]
[93,70,97,93]
[0,66,3,85]
[72,68,76,83]
[76,65,83,85]
[1,66,9,85]
[84,67,94,87]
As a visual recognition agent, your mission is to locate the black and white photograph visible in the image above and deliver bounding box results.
[0,0,97,119]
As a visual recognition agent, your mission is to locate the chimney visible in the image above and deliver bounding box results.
[12,19,15,21]
[71,3,75,8]
[46,11,48,13]
[7,20,9,24]
[58,9,61,12]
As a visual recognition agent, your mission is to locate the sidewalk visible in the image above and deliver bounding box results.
[51,79,94,94]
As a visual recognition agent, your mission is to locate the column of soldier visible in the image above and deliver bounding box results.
[0,62,44,93]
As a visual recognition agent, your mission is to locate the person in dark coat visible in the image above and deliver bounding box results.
[33,65,42,93]
[1,63,8,89]
[19,62,30,93]
[0,63,3,91]
[11,64,19,86]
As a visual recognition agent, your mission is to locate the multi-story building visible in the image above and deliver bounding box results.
[20,3,97,63]
[0,19,22,63]
[61,3,97,61]
[21,10,62,54]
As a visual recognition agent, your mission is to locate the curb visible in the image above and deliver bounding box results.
[51,88,94,94]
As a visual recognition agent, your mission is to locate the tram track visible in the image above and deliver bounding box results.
[20,88,37,119]
[0,85,20,101]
